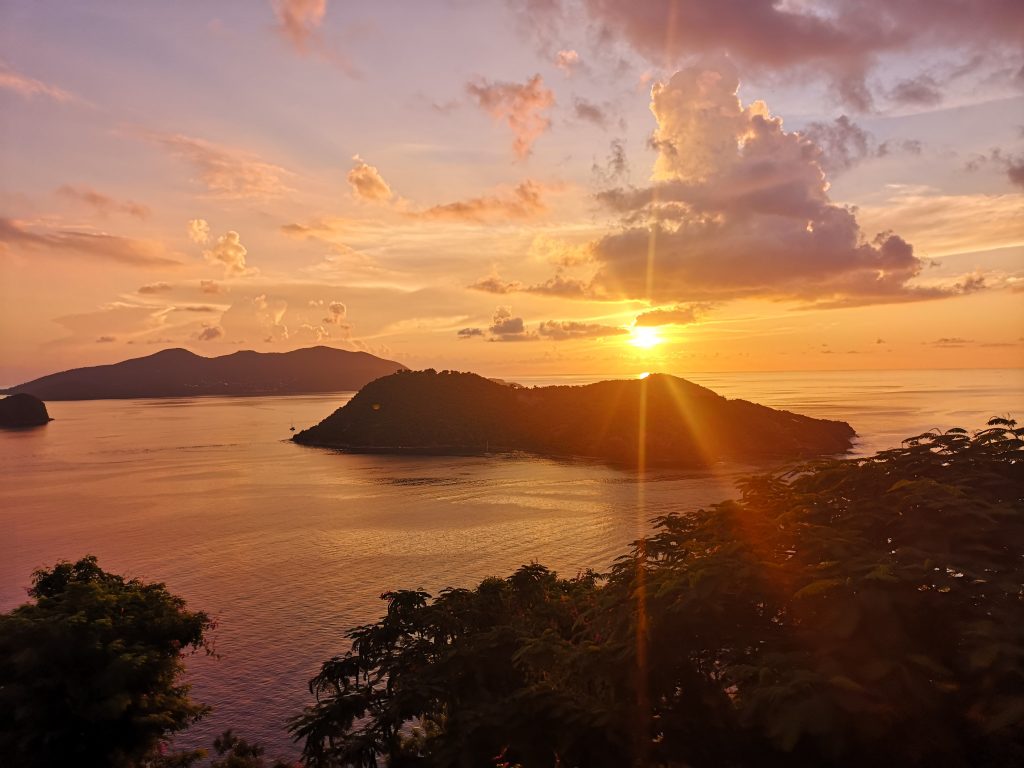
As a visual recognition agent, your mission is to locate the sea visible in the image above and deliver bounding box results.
[1,368,1021,760]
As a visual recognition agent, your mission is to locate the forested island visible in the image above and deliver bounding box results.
[3,420,1021,767]
[294,369,855,465]
[4,346,407,400]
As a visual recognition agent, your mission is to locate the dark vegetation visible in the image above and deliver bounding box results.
[4,346,407,400]
[0,556,213,767]
[3,421,1020,767]
[294,369,855,465]
[0,393,51,427]
[290,420,1023,767]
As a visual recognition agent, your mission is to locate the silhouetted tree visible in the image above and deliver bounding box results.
[0,556,213,767]
[291,419,1024,767]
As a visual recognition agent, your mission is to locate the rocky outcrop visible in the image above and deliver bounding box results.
[0,393,52,428]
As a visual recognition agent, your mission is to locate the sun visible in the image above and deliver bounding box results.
[629,326,663,349]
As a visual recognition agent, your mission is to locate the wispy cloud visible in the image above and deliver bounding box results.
[414,181,547,223]
[0,217,177,266]
[147,133,291,199]
[56,185,149,219]
[0,60,75,103]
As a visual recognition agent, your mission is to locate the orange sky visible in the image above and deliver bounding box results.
[1,1,1022,384]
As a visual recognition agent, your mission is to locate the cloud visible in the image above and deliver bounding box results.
[195,325,224,341]
[0,217,177,266]
[572,0,1024,110]
[489,306,527,338]
[149,133,290,199]
[573,98,609,128]
[469,275,523,294]
[466,74,555,158]
[485,62,975,309]
[200,279,226,294]
[188,218,211,244]
[414,180,547,222]
[322,300,348,326]
[574,61,965,307]
[273,0,327,51]
[347,155,393,202]
[56,186,149,218]
[634,303,709,326]
[468,271,590,298]
[1009,160,1024,189]
[799,116,872,174]
[203,231,254,276]
[138,282,173,294]
[536,320,627,340]
[592,138,629,184]
[459,308,626,342]
[929,337,973,347]
[555,49,581,76]
[0,60,75,102]
[889,75,943,106]
[96,335,116,343]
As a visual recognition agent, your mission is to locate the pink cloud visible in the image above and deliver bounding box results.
[466,74,555,158]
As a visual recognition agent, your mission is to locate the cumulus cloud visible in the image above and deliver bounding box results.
[457,327,485,338]
[273,0,327,51]
[555,49,581,76]
[149,133,290,199]
[466,74,555,158]
[200,279,226,294]
[322,300,348,326]
[572,61,965,307]
[0,60,75,102]
[0,217,177,266]
[188,218,211,244]
[203,231,254,276]
[415,181,547,222]
[347,155,393,202]
[634,303,709,326]
[138,282,173,294]
[489,306,528,339]
[56,185,149,219]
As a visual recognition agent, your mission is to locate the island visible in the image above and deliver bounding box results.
[0,393,52,428]
[3,346,407,401]
[293,369,855,465]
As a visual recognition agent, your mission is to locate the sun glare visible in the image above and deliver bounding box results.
[629,326,663,349]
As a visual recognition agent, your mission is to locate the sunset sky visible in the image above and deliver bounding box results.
[1,0,1022,384]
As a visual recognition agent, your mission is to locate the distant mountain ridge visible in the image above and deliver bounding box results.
[294,369,855,466]
[5,346,408,401]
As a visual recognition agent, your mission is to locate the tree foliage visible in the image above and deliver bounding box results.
[0,556,213,768]
[291,419,1024,767]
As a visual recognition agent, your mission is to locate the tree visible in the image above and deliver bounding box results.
[291,419,1024,767]
[0,556,213,767]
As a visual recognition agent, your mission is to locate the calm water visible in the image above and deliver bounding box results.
[1,368,1021,759]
